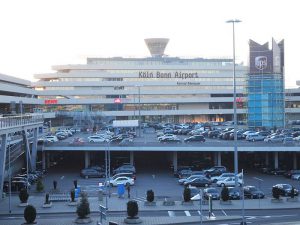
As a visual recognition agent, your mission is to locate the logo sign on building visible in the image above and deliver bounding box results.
[114,98,121,104]
[44,99,58,104]
[255,56,267,70]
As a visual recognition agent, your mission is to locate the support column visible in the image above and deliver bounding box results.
[217,152,222,166]
[42,151,46,170]
[46,152,50,169]
[31,128,38,172]
[85,151,90,169]
[214,152,218,165]
[130,151,134,165]
[0,134,8,198]
[274,152,279,169]
[265,152,269,166]
[293,153,298,170]
[173,151,178,173]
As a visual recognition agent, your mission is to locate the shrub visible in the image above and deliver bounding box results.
[291,187,295,199]
[45,193,50,204]
[272,186,280,199]
[221,186,229,201]
[183,187,191,202]
[71,189,75,202]
[74,180,78,189]
[24,205,36,224]
[127,200,138,219]
[36,179,44,192]
[146,190,154,202]
[76,192,90,219]
[19,188,29,203]
[53,180,57,190]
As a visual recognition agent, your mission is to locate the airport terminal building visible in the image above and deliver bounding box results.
[32,38,248,126]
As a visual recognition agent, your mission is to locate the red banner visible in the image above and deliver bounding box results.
[44,99,58,104]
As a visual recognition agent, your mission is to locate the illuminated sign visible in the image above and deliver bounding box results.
[44,99,58,104]
[114,98,121,104]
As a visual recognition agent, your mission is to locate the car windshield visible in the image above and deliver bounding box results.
[249,187,258,191]
[282,184,292,189]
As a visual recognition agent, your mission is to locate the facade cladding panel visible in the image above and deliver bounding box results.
[247,39,284,129]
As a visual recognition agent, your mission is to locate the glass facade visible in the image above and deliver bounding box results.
[247,74,284,128]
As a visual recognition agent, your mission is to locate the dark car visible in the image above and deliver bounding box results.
[205,166,227,177]
[11,180,30,192]
[80,168,106,178]
[243,186,265,199]
[284,170,300,178]
[203,188,220,200]
[184,177,211,187]
[183,135,205,143]
[272,184,299,197]
[208,130,220,138]
[269,168,286,175]
[228,187,240,200]
[173,166,193,177]
[178,169,193,179]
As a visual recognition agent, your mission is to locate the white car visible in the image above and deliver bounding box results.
[88,136,107,143]
[211,173,235,183]
[246,133,265,142]
[45,136,58,142]
[106,176,134,187]
[158,134,177,141]
[291,174,300,180]
[216,177,242,187]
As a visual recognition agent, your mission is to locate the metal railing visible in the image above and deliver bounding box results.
[0,114,44,129]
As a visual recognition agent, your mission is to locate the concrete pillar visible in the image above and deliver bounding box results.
[85,151,90,168]
[46,152,50,169]
[31,128,38,172]
[130,151,134,165]
[42,151,46,170]
[173,151,178,173]
[293,153,298,170]
[0,134,8,199]
[274,152,279,169]
[214,152,218,165]
[265,152,269,166]
[217,152,222,166]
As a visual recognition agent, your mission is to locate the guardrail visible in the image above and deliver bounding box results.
[0,114,44,129]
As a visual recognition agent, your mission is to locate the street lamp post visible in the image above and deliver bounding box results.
[135,85,143,137]
[226,19,241,188]
[8,139,11,214]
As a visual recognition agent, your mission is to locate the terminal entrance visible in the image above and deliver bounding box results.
[134,151,172,172]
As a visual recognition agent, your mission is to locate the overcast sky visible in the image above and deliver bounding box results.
[0,0,298,87]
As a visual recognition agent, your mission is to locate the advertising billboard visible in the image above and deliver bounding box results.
[249,50,273,74]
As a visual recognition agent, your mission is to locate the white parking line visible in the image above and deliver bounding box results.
[222,210,227,216]
[168,211,175,217]
[197,210,201,215]
[184,211,191,216]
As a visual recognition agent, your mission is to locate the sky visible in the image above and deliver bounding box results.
[0,0,299,87]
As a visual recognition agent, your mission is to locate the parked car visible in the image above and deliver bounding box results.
[208,130,220,138]
[80,168,106,178]
[264,135,284,143]
[283,137,295,145]
[291,174,300,180]
[203,188,220,200]
[45,136,58,142]
[178,174,205,185]
[211,173,235,183]
[111,172,136,181]
[285,170,300,178]
[158,134,177,141]
[184,177,211,187]
[173,166,193,178]
[204,166,227,177]
[106,176,134,187]
[216,177,242,187]
[183,135,205,143]
[88,136,107,143]
[118,138,134,146]
[178,169,193,179]
[246,133,265,142]
[228,187,240,200]
[243,186,265,199]
[272,184,299,197]
[113,165,136,174]
[160,136,181,143]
